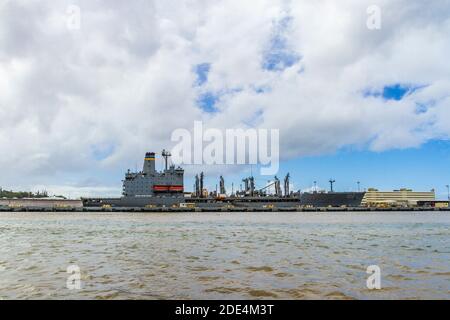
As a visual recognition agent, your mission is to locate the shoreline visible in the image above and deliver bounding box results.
[1,206,449,213]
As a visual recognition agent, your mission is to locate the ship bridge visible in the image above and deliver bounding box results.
[122,150,184,197]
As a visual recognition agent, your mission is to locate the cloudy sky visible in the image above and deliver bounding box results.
[1,0,450,198]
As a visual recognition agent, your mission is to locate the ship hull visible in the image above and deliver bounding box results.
[300,192,365,207]
[188,196,301,209]
[83,193,365,209]
[82,196,184,208]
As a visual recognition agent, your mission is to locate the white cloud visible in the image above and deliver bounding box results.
[0,0,449,194]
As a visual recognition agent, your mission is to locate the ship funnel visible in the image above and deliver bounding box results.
[143,152,156,174]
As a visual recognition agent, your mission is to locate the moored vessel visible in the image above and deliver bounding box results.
[82,150,366,209]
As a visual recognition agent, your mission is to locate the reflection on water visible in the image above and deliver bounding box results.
[0,212,449,300]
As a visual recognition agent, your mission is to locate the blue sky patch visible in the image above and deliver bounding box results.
[262,16,301,72]
[196,88,243,113]
[253,85,271,94]
[263,51,300,71]
[197,92,219,113]
[364,84,426,101]
[415,103,428,114]
[382,84,411,100]
[194,63,211,86]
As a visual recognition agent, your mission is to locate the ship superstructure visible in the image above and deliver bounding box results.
[123,151,184,197]
[82,150,185,207]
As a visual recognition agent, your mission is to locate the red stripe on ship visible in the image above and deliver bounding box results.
[153,185,184,192]
[153,185,169,191]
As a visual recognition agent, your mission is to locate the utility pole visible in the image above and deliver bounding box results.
[329,179,336,192]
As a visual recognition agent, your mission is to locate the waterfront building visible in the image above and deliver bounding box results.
[362,188,435,207]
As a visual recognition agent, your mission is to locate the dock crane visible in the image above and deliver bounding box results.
[257,174,290,197]
[284,173,290,197]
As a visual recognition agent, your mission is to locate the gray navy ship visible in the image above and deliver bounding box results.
[82,150,185,207]
[82,150,365,208]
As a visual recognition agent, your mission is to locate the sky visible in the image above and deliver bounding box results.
[1,0,450,199]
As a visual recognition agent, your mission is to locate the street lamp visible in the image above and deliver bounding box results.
[329,179,336,192]
[446,185,450,201]
[357,181,361,192]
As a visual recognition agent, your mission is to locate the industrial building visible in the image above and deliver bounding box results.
[361,188,436,207]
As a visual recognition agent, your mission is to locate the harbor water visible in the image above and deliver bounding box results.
[0,211,449,299]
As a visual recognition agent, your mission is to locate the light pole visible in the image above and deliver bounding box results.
[357,181,361,192]
[329,179,336,192]
[446,185,450,201]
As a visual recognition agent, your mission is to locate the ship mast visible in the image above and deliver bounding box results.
[161,149,171,171]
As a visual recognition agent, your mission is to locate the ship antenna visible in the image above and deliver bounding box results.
[162,149,171,171]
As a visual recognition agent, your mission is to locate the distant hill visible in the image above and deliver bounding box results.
[0,188,66,199]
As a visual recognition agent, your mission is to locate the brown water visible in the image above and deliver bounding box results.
[0,212,449,300]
